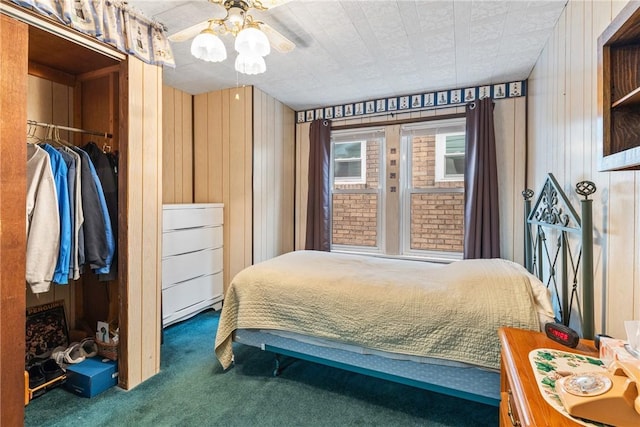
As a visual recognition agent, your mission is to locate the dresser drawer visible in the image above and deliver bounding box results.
[162,226,222,257]
[162,247,222,287]
[163,204,223,230]
[162,272,223,319]
[500,390,521,427]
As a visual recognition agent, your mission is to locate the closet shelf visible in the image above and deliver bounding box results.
[611,86,640,108]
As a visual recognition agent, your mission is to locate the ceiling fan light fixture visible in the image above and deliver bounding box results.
[227,5,246,30]
[235,53,266,75]
[235,26,270,57]
[191,30,227,62]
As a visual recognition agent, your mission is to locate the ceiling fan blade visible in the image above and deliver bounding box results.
[168,20,211,43]
[259,22,295,53]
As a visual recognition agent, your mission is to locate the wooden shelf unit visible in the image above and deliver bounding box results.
[598,1,640,171]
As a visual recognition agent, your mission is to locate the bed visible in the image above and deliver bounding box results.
[214,173,596,406]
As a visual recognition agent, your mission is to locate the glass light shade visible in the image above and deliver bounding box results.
[190,30,227,62]
[235,26,270,57]
[234,53,266,75]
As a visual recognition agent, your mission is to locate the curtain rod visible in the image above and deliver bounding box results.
[27,120,112,139]
[329,112,465,131]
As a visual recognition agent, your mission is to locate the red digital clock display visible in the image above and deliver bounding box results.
[550,328,569,341]
[544,323,580,348]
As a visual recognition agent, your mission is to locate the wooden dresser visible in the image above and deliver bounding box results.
[498,327,599,427]
[162,203,224,327]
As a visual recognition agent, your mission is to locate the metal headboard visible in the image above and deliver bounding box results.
[522,173,596,339]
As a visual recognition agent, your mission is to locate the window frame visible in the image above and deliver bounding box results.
[435,132,466,182]
[330,129,385,254]
[400,117,466,261]
[333,140,367,185]
[328,117,466,262]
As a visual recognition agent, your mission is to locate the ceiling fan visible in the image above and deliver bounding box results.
[168,0,295,75]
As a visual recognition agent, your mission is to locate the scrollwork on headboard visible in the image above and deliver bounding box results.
[523,173,596,339]
[528,173,581,232]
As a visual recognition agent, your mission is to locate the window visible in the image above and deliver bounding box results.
[402,118,466,260]
[334,141,366,184]
[330,129,384,252]
[329,118,465,261]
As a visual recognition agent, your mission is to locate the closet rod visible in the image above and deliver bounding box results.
[27,120,113,139]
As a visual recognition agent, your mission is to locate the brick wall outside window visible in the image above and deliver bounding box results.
[411,193,464,252]
[410,135,464,253]
[332,142,379,246]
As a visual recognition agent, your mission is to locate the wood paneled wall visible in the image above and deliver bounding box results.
[253,88,295,263]
[294,101,527,264]
[75,70,120,332]
[494,98,527,263]
[295,121,311,251]
[120,56,163,388]
[528,0,638,339]
[192,86,296,287]
[162,85,193,204]
[194,87,253,289]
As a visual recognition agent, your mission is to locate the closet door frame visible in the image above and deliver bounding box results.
[0,13,28,426]
[1,3,164,420]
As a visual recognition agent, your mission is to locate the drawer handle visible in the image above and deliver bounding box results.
[507,390,520,426]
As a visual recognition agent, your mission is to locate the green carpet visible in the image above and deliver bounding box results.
[25,310,498,426]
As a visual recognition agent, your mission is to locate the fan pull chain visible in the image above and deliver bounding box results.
[235,71,240,100]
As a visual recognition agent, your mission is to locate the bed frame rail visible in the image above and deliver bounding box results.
[523,173,596,339]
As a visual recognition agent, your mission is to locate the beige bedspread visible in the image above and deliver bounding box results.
[215,250,548,370]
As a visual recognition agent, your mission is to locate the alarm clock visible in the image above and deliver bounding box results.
[545,322,580,348]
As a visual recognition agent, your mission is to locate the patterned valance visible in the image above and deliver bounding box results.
[10,0,174,67]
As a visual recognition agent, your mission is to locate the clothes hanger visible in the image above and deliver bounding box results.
[27,122,45,144]
[52,126,74,148]
[102,134,112,153]
[26,122,37,144]
[32,124,53,147]
[40,124,56,146]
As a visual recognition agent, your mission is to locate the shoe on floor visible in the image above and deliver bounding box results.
[41,359,64,382]
[27,363,45,389]
[80,338,98,358]
[51,346,67,368]
[64,342,86,364]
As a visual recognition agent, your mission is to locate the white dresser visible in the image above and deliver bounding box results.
[162,203,224,327]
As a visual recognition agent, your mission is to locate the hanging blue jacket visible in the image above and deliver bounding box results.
[56,148,76,279]
[41,144,71,285]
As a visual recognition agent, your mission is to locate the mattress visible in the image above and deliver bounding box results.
[239,328,497,369]
[234,328,501,405]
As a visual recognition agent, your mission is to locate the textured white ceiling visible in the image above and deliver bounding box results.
[129,0,567,111]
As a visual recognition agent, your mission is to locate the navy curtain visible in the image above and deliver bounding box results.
[305,119,331,251]
[463,97,500,259]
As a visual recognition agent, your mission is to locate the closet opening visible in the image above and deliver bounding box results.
[25,23,126,396]
[3,5,163,421]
